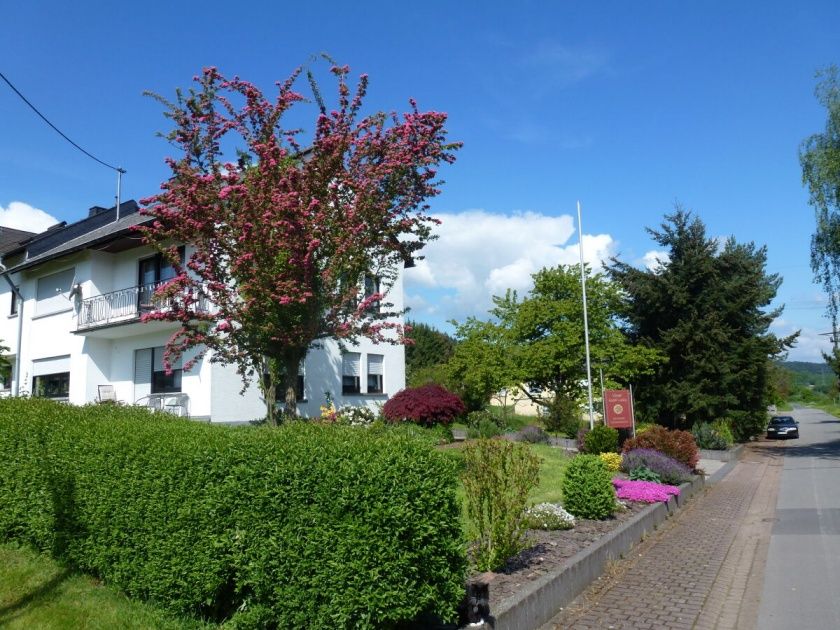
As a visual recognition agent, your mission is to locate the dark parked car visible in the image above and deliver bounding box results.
[767,416,799,439]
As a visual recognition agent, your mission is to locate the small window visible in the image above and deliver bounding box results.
[152,347,182,394]
[342,352,361,394]
[10,290,17,316]
[296,361,306,400]
[33,372,70,399]
[363,274,381,312]
[367,354,384,394]
[0,365,12,390]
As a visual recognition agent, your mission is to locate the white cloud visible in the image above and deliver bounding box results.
[640,249,670,271]
[772,319,830,363]
[0,201,58,233]
[405,210,616,321]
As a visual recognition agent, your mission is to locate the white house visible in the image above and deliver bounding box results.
[0,201,405,422]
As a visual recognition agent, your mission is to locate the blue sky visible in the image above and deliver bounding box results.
[1,1,838,360]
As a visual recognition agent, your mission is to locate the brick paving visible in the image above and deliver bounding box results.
[543,444,783,630]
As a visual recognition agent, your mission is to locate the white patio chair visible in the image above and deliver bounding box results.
[98,384,122,403]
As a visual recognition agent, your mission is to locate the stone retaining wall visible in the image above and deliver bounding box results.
[464,475,706,630]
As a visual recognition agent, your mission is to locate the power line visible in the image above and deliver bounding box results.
[0,70,124,174]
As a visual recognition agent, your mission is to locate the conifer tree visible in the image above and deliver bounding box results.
[609,209,796,439]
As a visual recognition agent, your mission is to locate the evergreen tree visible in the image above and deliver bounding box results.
[404,321,456,386]
[609,210,796,438]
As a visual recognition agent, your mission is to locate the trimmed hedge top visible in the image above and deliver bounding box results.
[0,399,466,628]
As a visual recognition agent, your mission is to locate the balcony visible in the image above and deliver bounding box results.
[76,282,209,337]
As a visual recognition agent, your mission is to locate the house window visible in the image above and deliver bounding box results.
[35,267,75,316]
[342,352,361,394]
[33,372,70,399]
[32,355,71,400]
[135,347,182,398]
[269,362,305,400]
[296,362,306,401]
[363,274,381,311]
[1,364,12,391]
[138,248,185,308]
[10,290,17,316]
[367,354,384,394]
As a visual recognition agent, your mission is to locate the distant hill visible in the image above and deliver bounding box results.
[778,360,834,393]
[781,361,832,375]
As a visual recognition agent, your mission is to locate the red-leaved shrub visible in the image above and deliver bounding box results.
[383,384,466,427]
[621,425,700,470]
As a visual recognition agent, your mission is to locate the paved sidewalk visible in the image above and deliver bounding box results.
[542,445,782,630]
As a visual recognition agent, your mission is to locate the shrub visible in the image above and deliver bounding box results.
[613,479,680,503]
[598,452,623,472]
[635,421,657,434]
[583,424,619,454]
[335,404,378,426]
[0,399,466,628]
[461,439,541,572]
[467,418,503,439]
[518,425,550,444]
[576,426,590,451]
[382,383,466,427]
[561,455,616,520]
[712,419,734,445]
[621,448,693,485]
[543,395,581,437]
[523,503,575,530]
[622,425,699,469]
[629,466,662,483]
[692,421,732,450]
[729,410,765,442]
[466,409,505,432]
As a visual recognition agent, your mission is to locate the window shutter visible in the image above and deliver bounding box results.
[342,353,361,376]
[368,354,384,376]
[32,355,70,376]
[134,348,152,401]
[153,346,181,371]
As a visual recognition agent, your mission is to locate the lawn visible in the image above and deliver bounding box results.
[526,443,572,504]
[0,544,211,630]
[450,441,572,512]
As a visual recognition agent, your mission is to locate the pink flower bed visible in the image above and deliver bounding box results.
[612,478,681,503]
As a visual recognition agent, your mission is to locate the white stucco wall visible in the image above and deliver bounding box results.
[0,242,407,422]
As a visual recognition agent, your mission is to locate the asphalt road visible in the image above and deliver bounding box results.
[758,407,840,629]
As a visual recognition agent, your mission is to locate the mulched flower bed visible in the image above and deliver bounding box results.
[481,501,650,607]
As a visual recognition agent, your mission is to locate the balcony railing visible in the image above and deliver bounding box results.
[77,282,209,331]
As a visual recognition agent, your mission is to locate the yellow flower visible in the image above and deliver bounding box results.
[599,452,622,472]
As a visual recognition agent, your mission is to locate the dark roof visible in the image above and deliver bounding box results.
[0,226,38,256]
[7,200,153,273]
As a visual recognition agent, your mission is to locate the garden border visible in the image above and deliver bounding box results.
[465,474,707,630]
[698,443,744,462]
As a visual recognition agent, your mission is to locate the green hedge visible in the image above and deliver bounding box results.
[0,398,466,628]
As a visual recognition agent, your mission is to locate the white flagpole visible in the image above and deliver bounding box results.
[577,200,595,430]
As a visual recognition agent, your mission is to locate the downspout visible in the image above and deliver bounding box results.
[0,264,23,396]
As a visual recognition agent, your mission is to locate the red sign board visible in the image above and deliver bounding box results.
[604,389,634,429]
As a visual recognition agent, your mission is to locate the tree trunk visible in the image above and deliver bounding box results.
[262,357,280,427]
[281,350,306,419]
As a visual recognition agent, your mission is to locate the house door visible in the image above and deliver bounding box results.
[137,249,182,312]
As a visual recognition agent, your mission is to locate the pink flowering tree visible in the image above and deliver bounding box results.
[139,64,459,425]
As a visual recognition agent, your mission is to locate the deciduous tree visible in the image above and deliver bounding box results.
[140,63,459,424]
[447,265,661,415]
[801,66,840,378]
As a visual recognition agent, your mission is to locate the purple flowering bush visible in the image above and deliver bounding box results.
[621,448,693,485]
[613,478,680,503]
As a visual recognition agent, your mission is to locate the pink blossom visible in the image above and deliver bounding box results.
[612,479,681,503]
